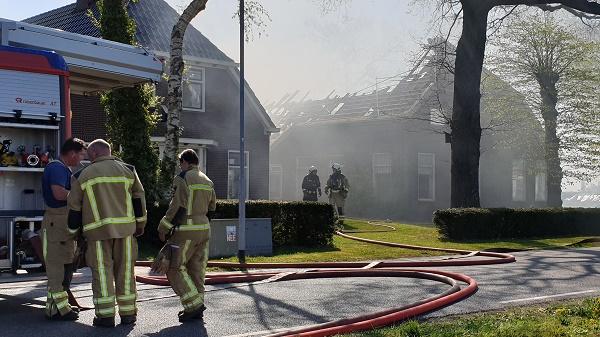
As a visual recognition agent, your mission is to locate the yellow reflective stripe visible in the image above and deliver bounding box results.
[68,227,79,234]
[180,241,199,301]
[187,189,194,216]
[96,307,115,316]
[181,290,199,302]
[117,294,136,302]
[81,176,134,224]
[83,216,136,232]
[179,224,210,231]
[50,291,68,300]
[181,240,190,265]
[93,296,115,305]
[118,304,136,312]
[188,184,213,191]
[136,215,147,222]
[124,181,133,218]
[81,176,134,191]
[159,217,173,230]
[183,296,204,310]
[187,184,214,216]
[86,187,101,222]
[55,300,70,310]
[42,229,47,261]
[124,236,132,297]
[96,241,108,298]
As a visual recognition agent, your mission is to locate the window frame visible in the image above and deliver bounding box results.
[535,160,547,202]
[417,153,436,202]
[512,159,527,202]
[372,152,392,192]
[182,67,206,112]
[269,164,283,200]
[227,150,250,200]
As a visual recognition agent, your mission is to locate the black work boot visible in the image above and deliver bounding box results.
[46,309,79,321]
[93,316,115,328]
[120,315,137,325]
[178,305,206,322]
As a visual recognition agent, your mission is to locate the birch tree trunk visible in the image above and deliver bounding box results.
[160,0,209,197]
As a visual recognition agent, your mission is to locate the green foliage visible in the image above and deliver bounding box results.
[93,0,161,202]
[144,200,336,247]
[96,0,136,45]
[489,14,600,181]
[100,85,160,200]
[434,207,600,240]
[343,298,600,337]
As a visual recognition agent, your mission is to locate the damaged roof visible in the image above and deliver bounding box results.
[267,45,442,137]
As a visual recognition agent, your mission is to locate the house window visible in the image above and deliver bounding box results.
[228,150,249,199]
[512,159,526,202]
[535,160,547,202]
[269,165,283,200]
[418,153,435,201]
[154,141,207,173]
[372,152,392,190]
[183,67,205,112]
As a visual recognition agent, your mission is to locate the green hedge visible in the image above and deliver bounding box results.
[434,208,600,240]
[144,200,336,247]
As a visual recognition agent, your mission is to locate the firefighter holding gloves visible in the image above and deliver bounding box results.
[67,139,147,327]
[158,149,216,322]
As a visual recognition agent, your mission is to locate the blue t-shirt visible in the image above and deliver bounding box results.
[42,161,72,208]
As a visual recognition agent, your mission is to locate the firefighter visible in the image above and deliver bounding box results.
[158,149,216,322]
[302,166,322,201]
[67,139,147,327]
[325,163,350,217]
[41,137,86,321]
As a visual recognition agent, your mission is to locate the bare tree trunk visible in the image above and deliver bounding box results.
[160,0,208,197]
[538,73,562,207]
[450,1,490,207]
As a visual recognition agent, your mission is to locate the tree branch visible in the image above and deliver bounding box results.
[491,0,600,16]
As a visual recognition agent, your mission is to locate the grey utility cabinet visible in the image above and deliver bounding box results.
[209,218,272,258]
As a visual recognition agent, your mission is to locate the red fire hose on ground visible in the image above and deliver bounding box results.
[134,221,516,336]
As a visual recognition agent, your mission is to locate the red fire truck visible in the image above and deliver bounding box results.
[0,18,162,274]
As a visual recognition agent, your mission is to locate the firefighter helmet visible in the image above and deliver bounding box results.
[332,163,342,171]
[309,166,317,173]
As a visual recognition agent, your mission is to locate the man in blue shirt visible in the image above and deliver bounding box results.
[42,137,86,321]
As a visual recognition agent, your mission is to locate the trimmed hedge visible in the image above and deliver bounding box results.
[434,208,600,240]
[144,200,336,247]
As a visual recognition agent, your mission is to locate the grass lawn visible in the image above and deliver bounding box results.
[343,297,600,337]
[206,219,597,264]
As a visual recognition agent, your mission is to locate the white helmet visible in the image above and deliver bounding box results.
[309,166,317,173]
[332,163,342,171]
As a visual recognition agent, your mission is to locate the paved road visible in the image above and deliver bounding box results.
[1,247,599,337]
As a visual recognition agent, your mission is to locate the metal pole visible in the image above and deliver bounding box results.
[238,0,246,263]
[376,77,380,117]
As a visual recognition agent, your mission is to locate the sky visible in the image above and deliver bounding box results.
[0,0,432,105]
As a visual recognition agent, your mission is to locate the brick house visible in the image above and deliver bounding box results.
[268,44,546,222]
[25,0,278,200]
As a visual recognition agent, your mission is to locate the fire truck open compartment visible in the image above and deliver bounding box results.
[0,18,162,274]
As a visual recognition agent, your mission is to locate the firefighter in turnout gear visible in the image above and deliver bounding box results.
[302,166,322,201]
[67,139,147,327]
[325,163,349,217]
[42,138,86,321]
[158,149,216,322]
